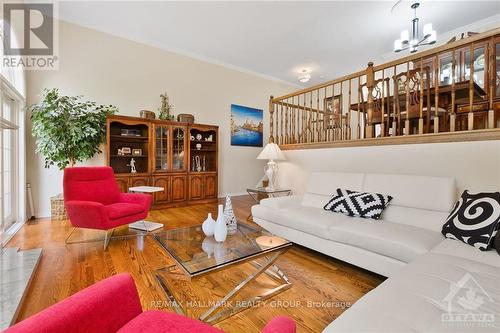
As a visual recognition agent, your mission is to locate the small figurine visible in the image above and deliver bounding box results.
[127,158,137,173]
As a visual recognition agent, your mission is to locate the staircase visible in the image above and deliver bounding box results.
[0,247,42,330]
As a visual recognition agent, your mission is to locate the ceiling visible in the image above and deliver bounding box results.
[57,1,500,86]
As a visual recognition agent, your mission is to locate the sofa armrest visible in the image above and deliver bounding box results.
[65,200,110,230]
[259,195,303,210]
[119,193,153,211]
[261,316,296,333]
[5,274,143,333]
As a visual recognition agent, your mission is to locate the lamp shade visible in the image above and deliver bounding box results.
[257,143,285,161]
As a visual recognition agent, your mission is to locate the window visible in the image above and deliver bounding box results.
[2,95,18,230]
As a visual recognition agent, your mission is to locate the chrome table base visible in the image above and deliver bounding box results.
[155,248,291,324]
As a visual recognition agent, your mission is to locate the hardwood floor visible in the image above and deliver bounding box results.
[7,195,384,332]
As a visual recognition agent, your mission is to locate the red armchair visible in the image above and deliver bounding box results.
[63,166,152,250]
[4,273,296,333]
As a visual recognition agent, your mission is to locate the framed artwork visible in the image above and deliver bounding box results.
[230,104,263,147]
[121,147,131,155]
[324,95,342,115]
[132,149,142,156]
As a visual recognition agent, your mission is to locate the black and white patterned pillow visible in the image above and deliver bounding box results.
[442,191,500,251]
[323,189,393,220]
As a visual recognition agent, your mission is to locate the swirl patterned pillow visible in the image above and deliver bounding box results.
[441,191,500,251]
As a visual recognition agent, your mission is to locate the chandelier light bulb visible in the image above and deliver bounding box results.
[400,30,409,43]
[428,30,437,44]
[423,23,433,38]
[394,39,403,52]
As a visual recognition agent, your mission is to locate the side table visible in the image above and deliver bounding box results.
[128,186,164,232]
[246,187,292,221]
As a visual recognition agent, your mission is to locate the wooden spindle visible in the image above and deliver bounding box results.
[405,62,410,135]
[468,43,474,131]
[323,87,327,142]
[269,96,275,143]
[419,58,424,134]
[434,57,439,133]
[316,89,320,142]
[280,100,283,144]
[392,65,397,136]
[450,50,456,132]
[309,92,313,142]
[285,99,289,144]
[348,78,352,140]
[366,62,375,138]
[381,70,385,137]
[357,77,362,139]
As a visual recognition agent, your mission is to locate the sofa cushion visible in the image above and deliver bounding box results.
[380,205,450,232]
[323,253,500,333]
[252,204,347,239]
[117,310,223,333]
[302,172,364,208]
[431,239,500,268]
[324,189,392,220]
[326,216,443,263]
[362,173,455,212]
[106,203,144,220]
[442,190,500,251]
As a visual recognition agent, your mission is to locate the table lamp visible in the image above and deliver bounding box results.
[257,142,285,191]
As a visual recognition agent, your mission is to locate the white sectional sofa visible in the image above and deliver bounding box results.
[252,172,456,277]
[251,172,500,332]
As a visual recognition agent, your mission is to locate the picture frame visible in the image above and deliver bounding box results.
[121,147,131,155]
[230,104,263,147]
[324,94,342,116]
[132,148,142,156]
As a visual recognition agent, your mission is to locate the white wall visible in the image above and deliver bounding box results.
[26,20,294,217]
[277,140,500,197]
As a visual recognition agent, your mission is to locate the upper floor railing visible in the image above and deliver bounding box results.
[269,27,500,149]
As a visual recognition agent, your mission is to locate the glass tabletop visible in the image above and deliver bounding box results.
[247,187,292,194]
[153,223,291,277]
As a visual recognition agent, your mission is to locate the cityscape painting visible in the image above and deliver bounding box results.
[230,104,263,147]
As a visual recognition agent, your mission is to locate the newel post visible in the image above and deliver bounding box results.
[365,62,375,138]
[269,95,275,143]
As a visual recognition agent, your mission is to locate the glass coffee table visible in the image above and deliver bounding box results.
[153,223,292,324]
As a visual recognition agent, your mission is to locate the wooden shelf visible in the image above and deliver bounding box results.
[189,140,216,144]
[111,155,148,158]
[110,135,148,141]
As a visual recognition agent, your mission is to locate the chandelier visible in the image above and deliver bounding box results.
[393,2,436,53]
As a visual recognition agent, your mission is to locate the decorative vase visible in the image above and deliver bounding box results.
[202,213,215,236]
[224,195,237,233]
[214,204,227,242]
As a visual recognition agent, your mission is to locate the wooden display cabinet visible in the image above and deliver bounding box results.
[106,115,218,208]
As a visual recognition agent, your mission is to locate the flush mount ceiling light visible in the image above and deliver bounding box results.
[393,1,436,53]
[298,70,311,83]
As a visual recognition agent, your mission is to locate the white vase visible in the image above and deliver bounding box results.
[214,204,227,242]
[202,213,215,236]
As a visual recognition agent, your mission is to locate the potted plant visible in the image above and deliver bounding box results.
[30,88,117,169]
[158,92,174,121]
[29,88,117,219]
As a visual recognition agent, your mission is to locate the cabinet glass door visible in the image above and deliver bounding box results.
[172,127,186,171]
[464,46,486,90]
[155,125,169,171]
[439,53,457,86]
[496,42,500,98]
